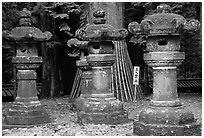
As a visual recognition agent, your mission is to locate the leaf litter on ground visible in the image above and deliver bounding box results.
[2,93,202,136]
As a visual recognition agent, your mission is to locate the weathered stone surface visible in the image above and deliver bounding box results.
[73,9,129,125]
[146,35,180,52]
[6,115,50,125]
[133,121,201,136]
[128,4,201,136]
[78,111,128,125]
[4,97,51,127]
[80,71,93,95]
[77,97,128,125]
[144,52,185,62]
[76,97,123,113]
[128,4,200,36]
[151,67,180,106]
[67,38,93,100]
[4,97,51,126]
[2,8,52,128]
[138,106,195,125]
[12,56,42,64]
[8,109,46,117]
[87,54,115,66]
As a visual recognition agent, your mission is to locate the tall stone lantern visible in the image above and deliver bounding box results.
[2,8,52,128]
[72,10,129,124]
[128,4,200,136]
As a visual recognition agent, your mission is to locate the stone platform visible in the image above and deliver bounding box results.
[75,96,129,125]
[133,105,201,136]
[3,97,51,129]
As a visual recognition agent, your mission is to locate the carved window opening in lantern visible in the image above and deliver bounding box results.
[88,41,114,54]
[16,42,40,57]
[158,39,168,46]
[146,35,181,52]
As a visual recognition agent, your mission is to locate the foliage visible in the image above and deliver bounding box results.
[45,2,86,38]
[45,2,86,57]
[2,2,38,30]
[2,3,18,30]
[2,43,15,83]
[179,29,202,78]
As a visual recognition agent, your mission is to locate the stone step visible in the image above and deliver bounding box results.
[78,110,129,125]
[5,114,50,125]
[133,121,201,136]
[8,109,47,116]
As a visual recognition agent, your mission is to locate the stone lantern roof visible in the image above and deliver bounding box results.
[67,38,88,49]
[76,10,128,42]
[128,4,200,36]
[3,8,52,42]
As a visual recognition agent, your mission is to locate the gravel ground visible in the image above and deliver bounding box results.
[2,93,202,136]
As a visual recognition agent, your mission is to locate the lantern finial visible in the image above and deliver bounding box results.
[19,8,32,26]
[93,10,106,24]
[156,4,172,13]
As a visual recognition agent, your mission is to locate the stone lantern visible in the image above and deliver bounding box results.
[67,38,92,104]
[73,10,129,124]
[128,4,200,136]
[2,8,52,128]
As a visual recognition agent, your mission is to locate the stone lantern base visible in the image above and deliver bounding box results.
[133,105,201,136]
[3,97,51,129]
[75,95,129,125]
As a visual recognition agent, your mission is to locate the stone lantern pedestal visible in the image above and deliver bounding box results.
[2,8,52,128]
[73,58,93,111]
[72,10,129,125]
[128,4,201,136]
[76,57,92,98]
[133,52,201,136]
[67,39,93,111]
[67,39,93,100]
[5,54,50,127]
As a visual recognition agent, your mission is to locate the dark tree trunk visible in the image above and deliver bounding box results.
[41,42,51,98]
[50,43,61,98]
[40,7,61,98]
[84,2,124,29]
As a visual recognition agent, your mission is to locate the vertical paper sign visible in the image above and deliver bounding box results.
[133,66,140,85]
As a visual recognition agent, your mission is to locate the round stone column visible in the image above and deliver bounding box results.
[144,52,185,107]
[152,66,179,105]
[128,4,201,136]
[2,8,52,128]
